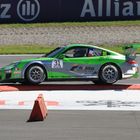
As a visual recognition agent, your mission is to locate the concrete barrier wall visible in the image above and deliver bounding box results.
[0,0,140,23]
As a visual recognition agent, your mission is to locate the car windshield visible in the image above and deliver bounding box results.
[43,47,64,58]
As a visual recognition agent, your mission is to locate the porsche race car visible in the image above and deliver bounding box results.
[0,44,139,84]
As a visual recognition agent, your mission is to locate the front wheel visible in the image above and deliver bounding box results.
[25,65,46,85]
[99,64,120,84]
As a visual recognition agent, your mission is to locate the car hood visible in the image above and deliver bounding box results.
[0,57,52,70]
[19,57,52,63]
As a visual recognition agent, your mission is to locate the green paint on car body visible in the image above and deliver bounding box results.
[0,44,139,84]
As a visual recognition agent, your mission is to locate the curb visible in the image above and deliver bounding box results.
[0,84,140,92]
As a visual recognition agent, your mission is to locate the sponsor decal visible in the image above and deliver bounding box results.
[52,59,63,68]
[14,71,21,74]
[13,68,21,77]
[81,0,140,18]
[0,0,40,21]
[0,0,140,23]
[17,0,40,21]
[71,65,94,74]
[0,4,11,19]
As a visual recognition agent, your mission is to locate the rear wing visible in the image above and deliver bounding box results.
[123,44,140,60]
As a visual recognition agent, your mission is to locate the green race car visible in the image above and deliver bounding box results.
[0,44,139,84]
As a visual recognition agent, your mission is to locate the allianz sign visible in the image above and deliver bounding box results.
[0,0,140,23]
[81,0,140,18]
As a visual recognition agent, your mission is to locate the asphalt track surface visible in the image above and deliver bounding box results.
[0,110,140,140]
[0,55,140,140]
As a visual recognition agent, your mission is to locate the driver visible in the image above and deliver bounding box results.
[74,48,86,57]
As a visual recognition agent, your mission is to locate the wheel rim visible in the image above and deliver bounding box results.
[102,65,118,83]
[28,66,45,83]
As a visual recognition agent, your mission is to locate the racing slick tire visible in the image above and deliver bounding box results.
[25,65,46,85]
[99,64,120,84]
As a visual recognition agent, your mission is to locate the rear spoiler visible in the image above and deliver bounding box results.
[123,44,140,60]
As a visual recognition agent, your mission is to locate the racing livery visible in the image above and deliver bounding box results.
[0,44,139,84]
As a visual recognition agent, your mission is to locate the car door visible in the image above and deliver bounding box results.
[50,46,103,79]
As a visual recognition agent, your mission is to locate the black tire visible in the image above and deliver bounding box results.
[25,65,46,85]
[99,64,120,84]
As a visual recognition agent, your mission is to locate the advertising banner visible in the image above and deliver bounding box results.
[0,0,140,23]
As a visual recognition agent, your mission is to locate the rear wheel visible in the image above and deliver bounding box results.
[25,65,46,85]
[99,64,120,84]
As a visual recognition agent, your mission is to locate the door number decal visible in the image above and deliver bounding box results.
[52,59,63,68]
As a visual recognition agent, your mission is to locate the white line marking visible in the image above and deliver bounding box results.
[0,90,140,110]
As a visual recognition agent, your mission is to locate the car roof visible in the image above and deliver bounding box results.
[65,44,107,50]
[64,44,114,53]
[63,44,124,56]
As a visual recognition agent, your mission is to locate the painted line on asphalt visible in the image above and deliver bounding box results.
[0,54,42,57]
[0,90,140,110]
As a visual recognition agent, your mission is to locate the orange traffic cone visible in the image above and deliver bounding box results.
[28,94,48,122]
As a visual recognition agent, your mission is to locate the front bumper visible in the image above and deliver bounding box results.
[0,67,22,83]
[0,69,12,80]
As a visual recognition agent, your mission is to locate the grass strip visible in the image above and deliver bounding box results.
[0,44,55,54]
[0,20,140,28]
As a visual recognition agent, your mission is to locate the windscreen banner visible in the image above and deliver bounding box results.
[0,0,140,23]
